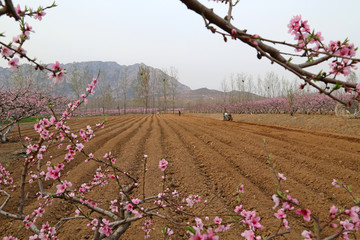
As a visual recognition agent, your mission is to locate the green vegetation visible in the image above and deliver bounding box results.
[3,117,41,124]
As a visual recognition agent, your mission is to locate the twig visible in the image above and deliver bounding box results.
[256,46,349,105]
[52,194,120,221]
[0,190,11,210]
[143,155,147,199]
[54,216,88,229]
[265,230,290,240]
[323,230,346,240]
[196,191,222,213]
[17,121,26,148]
[226,0,232,23]
[263,140,283,192]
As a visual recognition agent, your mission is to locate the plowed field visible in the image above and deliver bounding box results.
[1,114,359,239]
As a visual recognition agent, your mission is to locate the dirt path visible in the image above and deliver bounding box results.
[0,114,359,239]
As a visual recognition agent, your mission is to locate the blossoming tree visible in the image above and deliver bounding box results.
[0,84,62,143]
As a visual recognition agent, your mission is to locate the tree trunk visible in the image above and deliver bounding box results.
[1,123,14,143]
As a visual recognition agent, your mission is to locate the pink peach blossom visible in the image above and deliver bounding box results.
[8,58,19,70]
[34,11,46,21]
[295,209,311,222]
[158,158,168,171]
[278,173,286,181]
[301,230,312,240]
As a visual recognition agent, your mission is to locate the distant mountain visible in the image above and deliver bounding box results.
[178,88,223,100]
[177,87,262,104]
[0,61,261,105]
[0,61,191,98]
[61,61,192,99]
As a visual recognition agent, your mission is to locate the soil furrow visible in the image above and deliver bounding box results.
[181,116,360,188]
[1,114,359,239]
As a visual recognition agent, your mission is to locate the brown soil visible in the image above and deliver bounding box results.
[195,113,360,137]
[0,113,359,239]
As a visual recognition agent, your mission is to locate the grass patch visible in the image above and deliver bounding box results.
[19,117,42,123]
[3,117,42,124]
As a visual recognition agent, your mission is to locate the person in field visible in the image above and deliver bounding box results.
[223,108,233,121]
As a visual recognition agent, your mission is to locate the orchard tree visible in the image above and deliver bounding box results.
[169,66,179,114]
[120,67,130,114]
[263,72,280,98]
[235,72,247,101]
[68,65,92,98]
[244,74,255,101]
[67,65,93,114]
[220,77,229,103]
[229,73,236,103]
[150,68,160,112]
[7,65,35,88]
[7,65,56,93]
[135,65,150,113]
[256,75,264,97]
[161,69,169,113]
[99,83,114,114]
[0,84,59,142]
[113,69,122,114]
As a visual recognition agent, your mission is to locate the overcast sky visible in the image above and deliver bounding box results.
[1,0,359,90]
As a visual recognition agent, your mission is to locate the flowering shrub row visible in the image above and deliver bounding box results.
[186,94,356,115]
[70,108,186,116]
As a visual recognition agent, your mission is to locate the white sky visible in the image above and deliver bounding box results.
[1,0,359,90]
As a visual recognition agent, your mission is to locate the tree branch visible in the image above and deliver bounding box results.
[0,190,40,235]
[299,55,332,68]
[0,190,12,210]
[0,190,20,219]
[265,230,290,240]
[0,0,20,20]
[54,216,88,229]
[179,0,358,103]
[51,194,121,221]
[323,230,346,240]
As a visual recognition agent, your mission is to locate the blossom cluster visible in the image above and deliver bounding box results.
[142,220,152,239]
[0,4,43,70]
[87,218,113,237]
[188,216,231,240]
[185,185,263,240]
[0,163,14,189]
[326,40,358,76]
[184,194,202,208]
[47,61,66,83]
[288,15,358,77]
[22,194,54,236]
[0,3,65,83]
